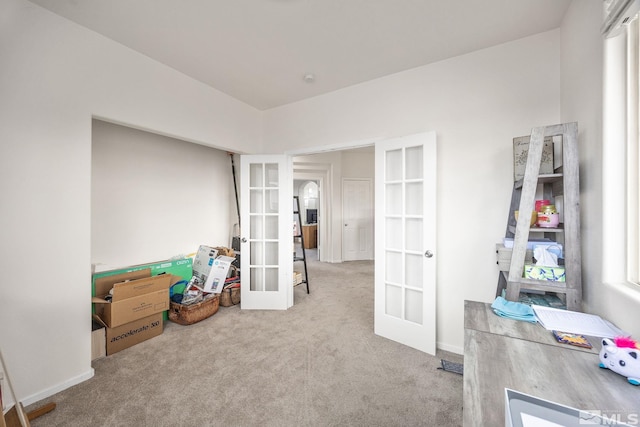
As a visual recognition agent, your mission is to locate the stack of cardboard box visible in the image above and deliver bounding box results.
[90,246,238,357]
[92,269,178,356]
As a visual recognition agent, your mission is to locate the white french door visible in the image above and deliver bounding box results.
[374,132,437,355]
[240,155,293,310]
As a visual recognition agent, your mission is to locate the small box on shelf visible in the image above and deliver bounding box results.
[523,265,566,282]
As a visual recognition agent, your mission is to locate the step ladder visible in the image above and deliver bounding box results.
[293,196,310,294]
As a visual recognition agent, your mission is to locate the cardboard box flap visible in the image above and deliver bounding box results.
[111,274,172,301]
[94,268,151,297]
[168,274,184,286]
[92,313,108,328]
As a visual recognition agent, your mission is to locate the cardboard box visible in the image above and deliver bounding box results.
[92,258,192,323]
[92,258,193,297]
[93,313,163,356]
[192,245,219,282]
[92,271,173,328]
[293,271,303,286]
[202,256,235,293]
[91,321,106,361]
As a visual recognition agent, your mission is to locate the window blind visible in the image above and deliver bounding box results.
[603,0,640,37]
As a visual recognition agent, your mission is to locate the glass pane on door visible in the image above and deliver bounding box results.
[385,284,402,318]
[250,164,263,187]
[405,219,422,251]
[405,146,423,180]
[405,289,423,324]
[405,254,423,289]
[386,149,402,181]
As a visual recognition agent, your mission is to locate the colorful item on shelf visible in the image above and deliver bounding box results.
[514,210,537,227]
[537,204,559,228]
[523,264,566,282]
[535,199,551,212]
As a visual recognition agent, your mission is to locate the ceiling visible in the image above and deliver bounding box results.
[29,0,572,110]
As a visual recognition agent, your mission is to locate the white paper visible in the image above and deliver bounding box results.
[202,255,235,293]
[521,413,565,427]
[503,238,553,249]
[532,305,626,338]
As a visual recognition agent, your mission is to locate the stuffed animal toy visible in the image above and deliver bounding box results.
[599,337,640,385]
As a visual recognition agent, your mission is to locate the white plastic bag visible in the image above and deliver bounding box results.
[534,245,558,267]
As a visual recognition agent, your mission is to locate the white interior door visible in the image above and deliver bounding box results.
[240,155,293,310]
[343,178,373,261]
[374,132,437,355]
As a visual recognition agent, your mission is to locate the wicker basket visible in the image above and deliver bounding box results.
[219,287,241,307]
[169,295,219,325]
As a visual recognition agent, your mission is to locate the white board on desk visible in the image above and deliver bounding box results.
[506,389,633,427]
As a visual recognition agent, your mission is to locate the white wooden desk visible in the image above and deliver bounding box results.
[463,300,640,426]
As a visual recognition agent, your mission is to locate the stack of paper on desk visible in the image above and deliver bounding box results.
[532,305,627,338]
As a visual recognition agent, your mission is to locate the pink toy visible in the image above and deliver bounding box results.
[599,337,640,385]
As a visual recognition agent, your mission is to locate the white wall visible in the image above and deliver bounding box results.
[561,1,640,337]
[92,120,238,270]
[265,31,562,353]
[0,0,260,404]
[342,150,375,179]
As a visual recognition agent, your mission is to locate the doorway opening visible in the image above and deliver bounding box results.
[294,180,320,261]
[292,145,375,266]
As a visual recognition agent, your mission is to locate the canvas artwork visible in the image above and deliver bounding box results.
[513,135,554,181]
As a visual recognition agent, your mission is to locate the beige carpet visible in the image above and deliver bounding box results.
[27,256,463,427]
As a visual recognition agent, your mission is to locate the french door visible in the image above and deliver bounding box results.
[374,132,437,355]
[240,155,293,310]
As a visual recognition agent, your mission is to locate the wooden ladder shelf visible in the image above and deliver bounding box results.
[1,348,56,427]
[496,122,582,311]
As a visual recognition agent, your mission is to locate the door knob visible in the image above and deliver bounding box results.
[241,237,247,243]
[425,250,433,258]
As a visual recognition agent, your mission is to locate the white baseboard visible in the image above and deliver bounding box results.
[20,368,94,407]
[437,341,463,355]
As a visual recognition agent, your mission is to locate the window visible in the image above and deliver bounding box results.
[603,0,640,287]
[629,17,640,284]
